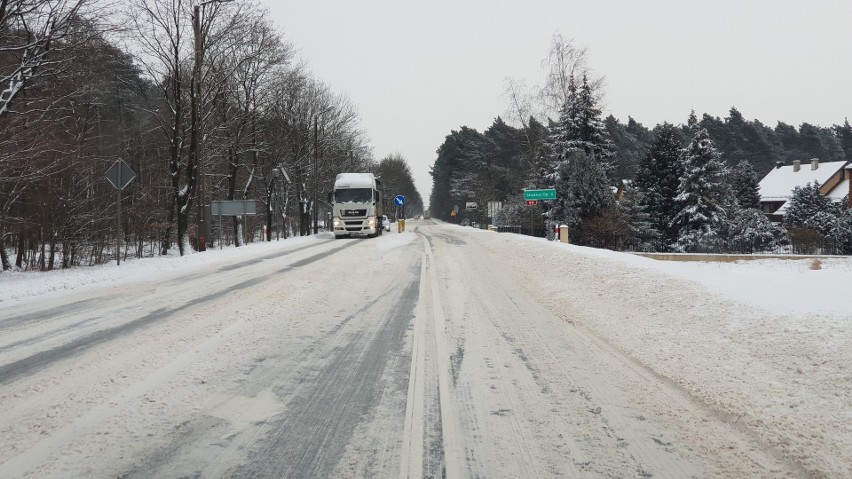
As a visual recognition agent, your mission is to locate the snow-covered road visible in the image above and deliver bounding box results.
[0,220,849,478]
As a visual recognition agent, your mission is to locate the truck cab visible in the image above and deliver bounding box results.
[331,173,384,238]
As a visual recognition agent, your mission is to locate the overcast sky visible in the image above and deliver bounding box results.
[261,0,852,207]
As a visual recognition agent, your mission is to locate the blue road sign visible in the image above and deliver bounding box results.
[394,195,406,207]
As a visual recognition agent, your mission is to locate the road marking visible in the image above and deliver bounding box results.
[423,234,463,477]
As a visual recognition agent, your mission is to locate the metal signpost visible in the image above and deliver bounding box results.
[211,200,257,247]
[394,195,406,232]
[104,160,137,266]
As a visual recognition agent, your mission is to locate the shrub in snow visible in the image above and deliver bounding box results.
[723,207,781,253]
[828,208,852,254]
[783,181,837,234]
[493,198,544,229]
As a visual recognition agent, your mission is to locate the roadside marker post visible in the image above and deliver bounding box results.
[104,160,137,266]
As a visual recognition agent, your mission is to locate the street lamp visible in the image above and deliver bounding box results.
[193,0,234,251]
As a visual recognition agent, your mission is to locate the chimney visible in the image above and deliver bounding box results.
[793,160,801,172]
[775,161,783,169]
[811,158,819,170]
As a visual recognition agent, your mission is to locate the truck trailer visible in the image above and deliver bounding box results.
[331,173,384,238]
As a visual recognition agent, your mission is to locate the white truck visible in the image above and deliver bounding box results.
[331,173,385,239]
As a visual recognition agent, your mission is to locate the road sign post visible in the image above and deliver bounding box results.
[211,200,257,247]
[104,160,137,266]
[394,195,406,232]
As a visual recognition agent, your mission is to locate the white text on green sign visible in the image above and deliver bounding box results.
[524,189,556,200]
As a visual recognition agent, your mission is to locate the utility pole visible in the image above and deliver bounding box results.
[192,0,234,251]
[192,3,206,251]
[313,116,319,234]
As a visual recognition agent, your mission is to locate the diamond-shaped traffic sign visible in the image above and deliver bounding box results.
[105,160,136,191]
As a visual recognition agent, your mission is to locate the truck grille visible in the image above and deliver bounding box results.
[342,209,366,217]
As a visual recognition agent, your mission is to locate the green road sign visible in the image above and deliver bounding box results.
[523,189,556,200]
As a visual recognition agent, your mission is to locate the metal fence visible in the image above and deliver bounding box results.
[573,234,849,255]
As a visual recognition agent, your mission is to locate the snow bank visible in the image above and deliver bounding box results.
[0,236,321,306]
[451,225,852,476]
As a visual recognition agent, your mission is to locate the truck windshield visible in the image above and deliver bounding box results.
[335,188,372,203]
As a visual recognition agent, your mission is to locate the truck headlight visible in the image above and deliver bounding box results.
[333,218,343,228]
[367,217,377,227]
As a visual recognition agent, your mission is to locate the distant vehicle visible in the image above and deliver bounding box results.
[331,173,384,238]
[381,215,391,232]
[423,210,431,219]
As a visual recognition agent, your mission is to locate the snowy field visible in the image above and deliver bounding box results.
[1,223,850,476]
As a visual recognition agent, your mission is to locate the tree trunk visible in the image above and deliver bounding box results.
[0,234,10,271]
[15,229,25,268]
[177,195,189,256]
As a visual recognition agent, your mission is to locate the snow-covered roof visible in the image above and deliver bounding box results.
[758,160,848,202]
[334,173,377,189]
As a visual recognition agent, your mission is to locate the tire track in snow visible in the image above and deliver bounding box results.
[227,259,422,478]
[0,241,356,386]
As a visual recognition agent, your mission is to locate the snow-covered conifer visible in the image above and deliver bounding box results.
[670,127,731,251]
[783,181,836,234]
[563,150,613,228]
[687,109,699,133]
[545,75,580,183]
[567,74,614,165]
[725,207,780,252]
[828,207,852,254]
[618,189,659,245]
[633,123,683,246]
[730,160,762,209]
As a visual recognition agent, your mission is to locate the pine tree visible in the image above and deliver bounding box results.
[633,123,683,247]
[828,208,852,254]
[730,160,762,209]
[568,74,614,164]
[563,150,613,228]
[670,127,731,251]
[543,74,613,233]
[687,109,699,133]
[724,207,780,253]
[783,181,837,234]
[618,189,659,245]
[834,118,852,162]
[544,74,580,185]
